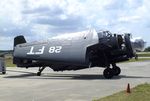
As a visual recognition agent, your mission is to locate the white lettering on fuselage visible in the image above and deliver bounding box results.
[35,46,45,55]
[27,46,45,55]
[49,46,62,53]
[27,46,62,55]
[27,46,34,55]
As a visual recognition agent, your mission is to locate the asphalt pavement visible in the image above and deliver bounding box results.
[0,61,150,101]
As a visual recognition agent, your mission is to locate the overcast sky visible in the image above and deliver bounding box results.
[0,0,150,50]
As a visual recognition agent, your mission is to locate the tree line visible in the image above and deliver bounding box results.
[144,46,150,52]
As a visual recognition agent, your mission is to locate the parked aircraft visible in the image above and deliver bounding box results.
[13,29,144,79]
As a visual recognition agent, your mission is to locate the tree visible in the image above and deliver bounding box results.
[144,46,150,52]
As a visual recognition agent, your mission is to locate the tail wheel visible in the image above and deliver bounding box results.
[37,72,41,76]
[103,68,114,79]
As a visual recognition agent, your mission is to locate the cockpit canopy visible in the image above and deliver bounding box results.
[97,30,113,38]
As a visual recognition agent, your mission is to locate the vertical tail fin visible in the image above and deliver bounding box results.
[14,35,26,47]
[13,35,26,64]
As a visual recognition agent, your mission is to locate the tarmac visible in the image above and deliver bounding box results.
[0,61,150,101]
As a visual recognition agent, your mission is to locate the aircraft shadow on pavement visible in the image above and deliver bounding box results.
[38,74,150,80]
[4,70,36,78]
[4,72,106,80]
[4,70,150,80]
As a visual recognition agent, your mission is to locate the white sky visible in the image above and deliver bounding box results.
[0,0,150,50]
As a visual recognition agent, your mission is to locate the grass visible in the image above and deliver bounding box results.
[5,57,16,67]
[120,57,150,63]
[94,83,150,101]
[3,54,16,67]
[128,58,150,62]
[137,52,150,57]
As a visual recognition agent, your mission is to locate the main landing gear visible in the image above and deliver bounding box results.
[103,64,121,79]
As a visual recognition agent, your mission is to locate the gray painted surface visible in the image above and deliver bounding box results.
[14,29,98,64]
[0,61,150,101]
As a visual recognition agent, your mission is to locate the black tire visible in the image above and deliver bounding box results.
[37,72,41,76]
[112,66,121,76]
[2,71,6,74]
[103,68,114,79]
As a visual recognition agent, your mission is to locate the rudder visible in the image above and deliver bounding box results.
[14,35,26,47]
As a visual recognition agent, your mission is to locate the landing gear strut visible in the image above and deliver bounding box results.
[37,67,46,76]
[103,64,121,79]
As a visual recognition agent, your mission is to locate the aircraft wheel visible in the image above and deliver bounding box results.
[37,72,41,76]
[112,66,121,76]
[103,68,114,79]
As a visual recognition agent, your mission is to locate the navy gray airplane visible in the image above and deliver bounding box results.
[13,29,145,79]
